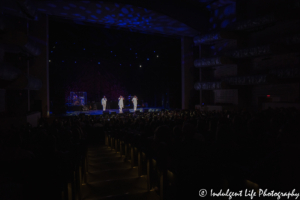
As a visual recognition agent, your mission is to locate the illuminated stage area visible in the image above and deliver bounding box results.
[63,107,162,116]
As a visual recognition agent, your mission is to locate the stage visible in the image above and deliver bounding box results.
[62,107,162,116]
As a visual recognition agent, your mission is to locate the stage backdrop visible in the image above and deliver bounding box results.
[49,19,182,109]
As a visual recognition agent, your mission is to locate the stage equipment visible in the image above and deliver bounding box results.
[69,92,87,106]
[82,106,89,111]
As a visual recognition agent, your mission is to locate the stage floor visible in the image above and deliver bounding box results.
[63,108,162,116]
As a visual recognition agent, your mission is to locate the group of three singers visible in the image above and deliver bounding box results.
[101,95,138,113]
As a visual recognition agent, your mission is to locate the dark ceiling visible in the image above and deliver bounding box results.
[1,0,236,36]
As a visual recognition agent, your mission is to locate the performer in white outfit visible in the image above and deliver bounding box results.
[118,95,124,113]
[132,95,138,111]
[101,96,107,111]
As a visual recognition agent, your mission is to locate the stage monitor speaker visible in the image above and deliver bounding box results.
[135,110,141,114]
[111,111,116,115]
[123,109,129,113]
[143,109,148,113]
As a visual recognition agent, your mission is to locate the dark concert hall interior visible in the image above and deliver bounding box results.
[0,0,300,199]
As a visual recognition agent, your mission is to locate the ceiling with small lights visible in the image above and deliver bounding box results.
[36,1,200,36]
[1,0,236,37]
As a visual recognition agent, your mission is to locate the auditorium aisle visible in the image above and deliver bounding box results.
[81,145,160,200]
